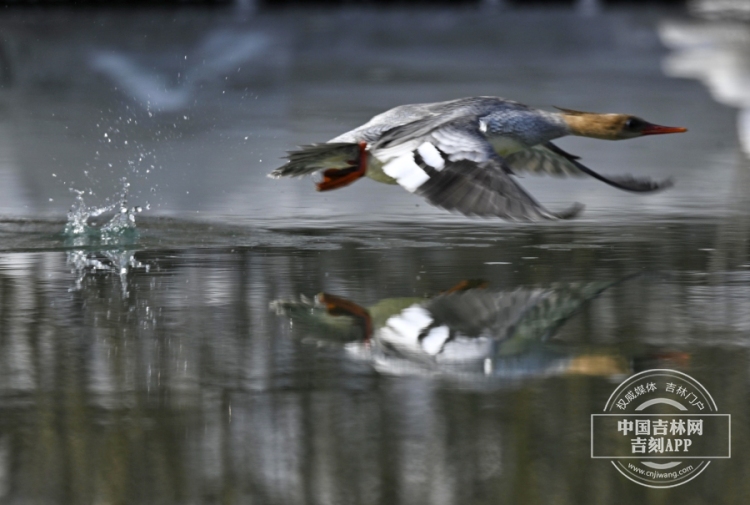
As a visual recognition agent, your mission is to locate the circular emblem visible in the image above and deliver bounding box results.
[591,369,730,488]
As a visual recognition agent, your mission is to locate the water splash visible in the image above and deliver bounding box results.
[64,178,145,241]
[64,178,149,294]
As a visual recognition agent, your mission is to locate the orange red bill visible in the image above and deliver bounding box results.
[641,124,688,135]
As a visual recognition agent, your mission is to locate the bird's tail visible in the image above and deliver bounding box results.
[268,142,361,178]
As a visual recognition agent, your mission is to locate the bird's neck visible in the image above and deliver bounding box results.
[486,110,570,147]
[559,113,621,140]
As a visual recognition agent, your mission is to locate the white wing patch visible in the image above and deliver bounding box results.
[382,153,430,193]
[381,141,446,193]
[379,306,453,357]
[379,306,432,350]
[420,326,450,356]
[416,142,445,171]
[383,306,432,337]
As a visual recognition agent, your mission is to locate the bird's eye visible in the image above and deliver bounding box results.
[625,117,646,131]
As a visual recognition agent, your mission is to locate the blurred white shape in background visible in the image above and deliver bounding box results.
[689,0,750,21]
[660,13,750,154]
[90,30,269,113]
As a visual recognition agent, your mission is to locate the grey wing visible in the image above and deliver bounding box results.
[505,144,587,177]
[422,280,626,353]
[507,142,673,193]
[271,102,457,177]
[425,289,550,339]
[376,288,546,359]
[339,97,511,145]
[508,279,628,343]
[373,121,583,221]
[372,113,471,157]
[414,157,583,221]
[330,102,441,144]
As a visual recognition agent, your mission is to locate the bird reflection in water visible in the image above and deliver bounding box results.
[272,277,689,381]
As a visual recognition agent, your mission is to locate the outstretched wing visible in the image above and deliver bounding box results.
[505,144,587,177]
[413,155,583,221]
[507,142,673,193]
[373,120,583,221]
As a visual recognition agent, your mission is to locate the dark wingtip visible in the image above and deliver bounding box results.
[565,153,676,194]
[524,202,584,222]
[608,175,675,193]
[554,202,585,220]
[660,177,675,190]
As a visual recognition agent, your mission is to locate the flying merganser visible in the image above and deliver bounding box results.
[270,96,687,221]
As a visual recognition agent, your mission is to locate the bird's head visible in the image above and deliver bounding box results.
[556,107,687,140]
